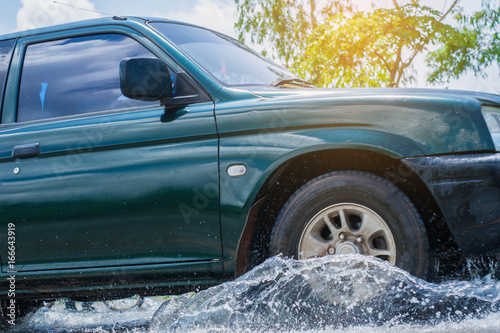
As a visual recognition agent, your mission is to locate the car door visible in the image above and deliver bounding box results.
[0,28,222,272]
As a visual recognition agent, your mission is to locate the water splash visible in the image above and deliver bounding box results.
[8,295,163,333]
[150,255,500,332]
[7,254,500,332]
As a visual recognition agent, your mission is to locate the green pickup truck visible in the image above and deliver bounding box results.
[0,16,499,306]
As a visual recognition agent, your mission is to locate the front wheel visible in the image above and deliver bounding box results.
[269,171,436,279]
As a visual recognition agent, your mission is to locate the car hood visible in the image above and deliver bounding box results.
[247,87,500,106]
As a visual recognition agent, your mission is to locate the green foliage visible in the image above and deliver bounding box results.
[235,0,500,88]
[427,1,500,84]
[234,0,354,67]
[294,4,453,87]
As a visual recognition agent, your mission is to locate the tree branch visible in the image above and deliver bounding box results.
[310,0,317,29]
[402,0,461,77]
[372,50,391,71]
[390,44,403,87]
[439,0,460,23]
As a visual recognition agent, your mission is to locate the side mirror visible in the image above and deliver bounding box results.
[120,58,173,101]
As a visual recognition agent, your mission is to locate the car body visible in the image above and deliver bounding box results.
[0,16,499,302]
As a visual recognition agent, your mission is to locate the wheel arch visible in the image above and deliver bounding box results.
[235,148,460,277]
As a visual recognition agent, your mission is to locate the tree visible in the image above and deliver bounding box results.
[234,0,355,66]
[235,0,492,88]
[295,2,461,87]
[426,0,500,84]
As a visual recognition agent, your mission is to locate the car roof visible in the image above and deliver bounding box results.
[0,16,203,41]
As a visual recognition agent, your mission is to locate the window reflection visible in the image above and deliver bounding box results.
[17,34,159,123]
[0,39,15,108]
[151,23,295,86]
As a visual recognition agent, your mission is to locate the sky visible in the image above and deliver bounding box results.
[0,0,238,37]
[0,0,498,94]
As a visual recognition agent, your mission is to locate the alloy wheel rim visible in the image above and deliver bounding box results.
[298,203,397,264]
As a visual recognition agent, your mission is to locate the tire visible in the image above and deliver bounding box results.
[269,171,436,279]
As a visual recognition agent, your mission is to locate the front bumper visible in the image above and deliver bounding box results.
[403,153,500,256]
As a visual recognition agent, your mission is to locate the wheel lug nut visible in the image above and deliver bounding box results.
[339,233,345,240]
[356,236,363,243]
[327,247,335,255]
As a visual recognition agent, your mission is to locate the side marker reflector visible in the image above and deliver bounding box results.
[227,164,247,177]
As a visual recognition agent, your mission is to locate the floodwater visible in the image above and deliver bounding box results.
[6,255,500,333]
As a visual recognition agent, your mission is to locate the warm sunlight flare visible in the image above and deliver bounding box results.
[235,0,497,88]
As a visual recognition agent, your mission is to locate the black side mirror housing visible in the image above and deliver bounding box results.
[120,58,173,101]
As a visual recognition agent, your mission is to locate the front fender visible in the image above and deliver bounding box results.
[218,126,425,272]
[214,87,495,273]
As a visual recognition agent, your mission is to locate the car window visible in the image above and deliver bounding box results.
[150,23,295,87]
[17,34,159,123]
[0,39,16,115]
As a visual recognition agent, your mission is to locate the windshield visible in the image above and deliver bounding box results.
[150,22,296,87]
